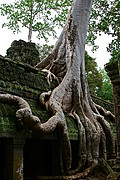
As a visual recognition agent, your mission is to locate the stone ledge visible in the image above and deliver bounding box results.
[105,60,120,83]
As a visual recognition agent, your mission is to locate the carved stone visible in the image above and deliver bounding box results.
[105,59,120,179]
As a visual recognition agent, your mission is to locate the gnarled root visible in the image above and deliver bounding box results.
[95,103,115,123]
[42,69,59,85]
[39,91,52,110]
[37,161,97,179]
[0,93,71,174]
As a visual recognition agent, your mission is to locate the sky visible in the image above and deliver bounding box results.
[0,0,112,69]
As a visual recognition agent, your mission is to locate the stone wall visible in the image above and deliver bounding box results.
[6,40,40,66]
[0,52,115,140]
[0,55,78,139]
[105,59,120,179]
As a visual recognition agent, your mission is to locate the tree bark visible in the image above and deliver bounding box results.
[28,0,33,42]
[28,23,32,42]
[35,0,115,174]
[0,0,115,177]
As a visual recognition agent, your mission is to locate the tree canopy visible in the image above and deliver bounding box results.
[0,0,119,60]
[88,0,119,59]
[0,0,72,41]
[85,51,103,96]
[96,69,113,102]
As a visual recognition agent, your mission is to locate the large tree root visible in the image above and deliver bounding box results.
[37,162,97,180]
[0,93,71,174]
[36,159,113,179]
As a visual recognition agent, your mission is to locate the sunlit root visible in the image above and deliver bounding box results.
[42,69,59,85]
[95,103,115,123]
[39,91,52,110]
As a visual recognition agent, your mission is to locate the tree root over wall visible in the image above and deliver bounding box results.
[0,0,116,178]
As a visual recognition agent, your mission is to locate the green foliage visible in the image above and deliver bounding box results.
[96,69,113,102]
[0,0,118,100]
[36,44,54,61]
[85,51,103,96]
[0,0,72,41]
[0,0,119,59]
[87,0,120,60]
[85,51,113,101]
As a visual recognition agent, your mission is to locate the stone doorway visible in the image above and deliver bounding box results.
[0,138,13,180]
[23,138,61,180]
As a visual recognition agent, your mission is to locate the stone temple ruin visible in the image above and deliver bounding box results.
[0,40,79,180]
[0,40,119,180]
[105,60,120,179]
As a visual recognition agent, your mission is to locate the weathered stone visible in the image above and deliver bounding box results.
[105,60,120,179]
[13,138,25,180]
[0,55,79,140]
[6,40,40,66]
[0,42,117,179]
[106,60,120,160]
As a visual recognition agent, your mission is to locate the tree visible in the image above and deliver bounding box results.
[87,0,119,59]
[37,44,111,102]
[0,0,115,178]
[0,0,119,63]
[0,0,119,74]
[38,45,103,96]
[37,44,54,61]
[0,0,119,61]
[96,69,113,102]
[85,51,103,96]
[0,0,72,42]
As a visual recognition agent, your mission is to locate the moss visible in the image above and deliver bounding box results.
[66,114,78,139]
[107,172,120,180]
[6,40,40,66]
[29,101,51,123]
[0,55,83,139]
[0,56,58,93]
[0,99,79,139]
[92,95,114,114]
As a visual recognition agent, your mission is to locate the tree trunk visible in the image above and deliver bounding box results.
[0,0,115,178]
[28,23,32,42]
[28,0,33,42]
[35,0,115,174]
